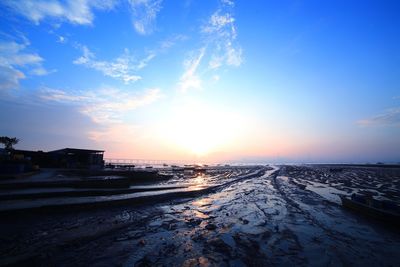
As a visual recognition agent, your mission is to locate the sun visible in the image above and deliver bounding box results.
[163,100,238,157]
[176,125,217,156]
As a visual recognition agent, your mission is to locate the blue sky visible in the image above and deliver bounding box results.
[0,0,399,163]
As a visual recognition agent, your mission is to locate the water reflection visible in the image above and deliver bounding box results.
[192,174,206,185]
[193,210,209,219]
[192,197,213,208]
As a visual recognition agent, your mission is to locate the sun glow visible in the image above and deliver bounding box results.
[163,100,241,157]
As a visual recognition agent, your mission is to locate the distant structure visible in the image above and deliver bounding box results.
[0,148,105,175]
[1,136,105,176]
[48,148,104,169]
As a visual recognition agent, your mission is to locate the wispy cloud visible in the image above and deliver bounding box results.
[40,87,162,123]
[88,123,140,143]
[202,0,242,69]
[128,0,162,35]
[30,67,55,76]
[357,108,400,127]
[73,34,184,84]
[220,0,234,6]
[2,0,117,25]
[159,34,187,50]
[57,35,67,44]
[0,65,25,91]
[178,48,205,93]
[177,0,242,93]
[73,45,146,83]
[0,38,50,90]
[4,0,164,35]
[40,88,91,102]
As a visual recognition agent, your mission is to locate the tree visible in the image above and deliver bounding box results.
[0,136,19,150]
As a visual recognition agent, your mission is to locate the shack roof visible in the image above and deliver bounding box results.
[49,148,104,154]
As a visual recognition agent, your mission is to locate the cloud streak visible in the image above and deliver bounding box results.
[177,0,242,93]
[128,0,162,35]
[178,48,205,93]
[357,107,400,127]
[2,0,117,25]
[3,0,164,35]
[202,0,242,69]
[73,45,148,83]
[0,39,49,90]
[73,36,182,84]
[40,87,162,123]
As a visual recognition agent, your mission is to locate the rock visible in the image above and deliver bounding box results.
[182,259,196,267]
[207,237,232,255]
[135,256,152,267]
[205,223,217,230]
[168,223,177,230]
[261,230,271,239]
[198,256,210,267]
[184,243,192,252]
[182,256,210,267]
[186,218,202,227]
[149,220,163,227]
[192,233,205,242]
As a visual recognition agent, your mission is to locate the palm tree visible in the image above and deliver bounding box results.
[0,136,19,150]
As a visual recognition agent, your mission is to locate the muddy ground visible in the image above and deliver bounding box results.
[1,165,400,266]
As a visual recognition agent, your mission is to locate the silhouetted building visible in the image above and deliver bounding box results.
[8,148,105,170]
[13,149,48,167]
[0,148,35,174]
[48,148,104,169]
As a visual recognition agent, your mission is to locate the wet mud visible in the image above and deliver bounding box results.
[1,165,400,266]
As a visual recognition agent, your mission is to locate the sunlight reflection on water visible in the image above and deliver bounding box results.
[193,174,206,185]
[192,197,213,208]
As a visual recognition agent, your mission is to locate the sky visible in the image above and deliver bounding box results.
[0,0,399,164]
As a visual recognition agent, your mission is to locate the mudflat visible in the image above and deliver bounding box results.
[1,165,399,266]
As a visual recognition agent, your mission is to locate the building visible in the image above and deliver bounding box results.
[8,148,105,170]
[48,148,105,169]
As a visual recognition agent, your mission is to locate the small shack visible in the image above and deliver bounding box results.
[48,148,104,169]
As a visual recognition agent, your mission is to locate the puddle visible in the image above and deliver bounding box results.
[304,180,347,204]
